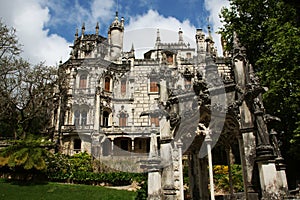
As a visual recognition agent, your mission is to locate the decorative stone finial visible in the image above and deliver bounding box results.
[95,22,99,35]
[75,28,78,40]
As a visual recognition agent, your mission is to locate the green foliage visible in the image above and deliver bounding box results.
[46,152,147,186]
[220,0,300,161]
[213,165,244,193]
[0,135,52,171]
[135,181,147,200]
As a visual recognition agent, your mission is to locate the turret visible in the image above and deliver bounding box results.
[81,23,85,38]
[108,11,124,61]
[195,28,205,53]
[205,25,216,57]
[95,22,99,35]
[155,29,161,48]
[178,28,183,44]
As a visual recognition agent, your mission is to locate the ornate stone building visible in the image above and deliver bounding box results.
[53,12,289,199]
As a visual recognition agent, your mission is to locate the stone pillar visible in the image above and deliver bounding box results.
[160,115,176,199]
[239,102,257,196]
[147,132,162,200]
[94,87,101,132]
[159,76,176,200]
[188,152,209,200]
[205,132,215,200]
[131,138,135,152]
[173,140,184,200]
[257,160,281,199]
[225,146,234,198]
[111,138,114,156]
[237,133,258,200]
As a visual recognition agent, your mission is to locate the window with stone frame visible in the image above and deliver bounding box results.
[150,78,159,93]
[79,74,87,88]
[150,116,159,127]
[81,110,87,126]
[102,111,110,127]
[121,79,126,95]
[73,138,81,153]
[167,54,173,64]
[74,110,80,126]
[104,77,110,91]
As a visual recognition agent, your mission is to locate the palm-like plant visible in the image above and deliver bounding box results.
[0,134,53,172]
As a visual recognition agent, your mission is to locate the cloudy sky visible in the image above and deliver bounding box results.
[0,0,229,66]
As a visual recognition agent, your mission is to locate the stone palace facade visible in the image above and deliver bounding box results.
[53,12,289,199]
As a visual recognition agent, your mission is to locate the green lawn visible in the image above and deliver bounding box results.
[0,179,136,200]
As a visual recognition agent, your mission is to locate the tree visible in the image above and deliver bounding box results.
[0,20,57,140]
[0,20,57,178]
[219,0,300,187]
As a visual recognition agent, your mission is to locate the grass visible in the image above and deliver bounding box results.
[0,179,136,200]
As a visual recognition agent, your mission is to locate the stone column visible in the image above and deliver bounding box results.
[257,160,281,199]
[225,146,234,198]
[159,76,176,200]
[94,87,101,132]
[147,131,162,200]
[131,138,135,152]
[239,102,257,196]
[205,131,215,200]
[111,138,114,156]
[174,140,184,200]
[160,115,176,200]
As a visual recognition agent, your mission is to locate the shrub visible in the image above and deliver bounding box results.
[213,164,244,193]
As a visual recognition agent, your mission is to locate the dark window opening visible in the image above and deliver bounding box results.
[167,54,173,64]
[103,111,109,127]
[120,140,129,151]
[104,77,110,91]
[74,139,81,152]
[74,110,80,126]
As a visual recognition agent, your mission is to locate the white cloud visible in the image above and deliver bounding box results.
[204,0,230,56]
[91,0,115,22]
[0,0,71,66]
[124,10,197,58]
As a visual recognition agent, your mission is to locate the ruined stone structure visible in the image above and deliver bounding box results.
[53,12,288,199]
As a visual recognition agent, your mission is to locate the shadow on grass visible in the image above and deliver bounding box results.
[2,178,49,186]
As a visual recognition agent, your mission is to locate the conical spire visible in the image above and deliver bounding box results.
[130,43,135,52]
[75,28,78,40]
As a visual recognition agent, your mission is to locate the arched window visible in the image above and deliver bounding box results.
[103,111,109,127]
[167,54,173,64]
[104,77,110,91]
[81,110,87,126]
[79,74,87,88]
[121,80,126,95]
[74,110,80,126]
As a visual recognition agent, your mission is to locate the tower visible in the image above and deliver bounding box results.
[108,11,124,61]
